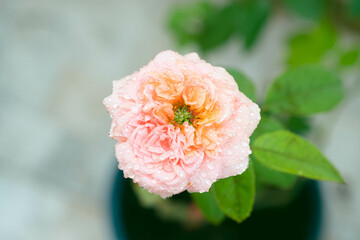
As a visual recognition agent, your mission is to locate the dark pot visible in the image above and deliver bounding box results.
[110,170,322,240]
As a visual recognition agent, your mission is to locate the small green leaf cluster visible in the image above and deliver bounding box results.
[192,65,345,225]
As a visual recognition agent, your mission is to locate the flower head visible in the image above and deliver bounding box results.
[104,50,260,198]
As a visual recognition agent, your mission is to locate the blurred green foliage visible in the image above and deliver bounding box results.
[284,0,329,20]
[339,48,360,66]
[287,22,337,66]
[168,0,269,51]
[191,191,225,224]
[168,0,360,53]
[253,157,297,189]
[226,68,256,101]
[348,0,360,17]
[264,65,344,115]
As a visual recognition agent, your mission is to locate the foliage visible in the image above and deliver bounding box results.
[168,0,360,52]
[191,191,225,224]
[168,0,269,51]
[264,65,344,115]
[211,164,255,223]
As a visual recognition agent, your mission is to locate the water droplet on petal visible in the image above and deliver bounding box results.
[207,163,215,170]
[227,149,233,155]
[225,89,233,95]
[201,172,207,177]
[241,141,247,147]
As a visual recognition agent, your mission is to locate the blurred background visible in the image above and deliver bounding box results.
[0,0,359,239]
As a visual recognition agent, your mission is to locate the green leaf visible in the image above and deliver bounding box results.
[252,130,344,183]
[265,65,344,116]
[287,22,337,66]
[253,157,297,189]
[347,0,360,17]
[236,0,270,49]
[251,117,296,189]
[251,116,284,141]
[212,164,255,223]
[284,0,328,20]
[284,116,311,135]
[191,192,225,224]
[227,68,256,101]
[199,4,240,51]
[339,49,360,66]
[167,1,214,47]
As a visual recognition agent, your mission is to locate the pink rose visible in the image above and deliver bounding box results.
[104,50,260,198]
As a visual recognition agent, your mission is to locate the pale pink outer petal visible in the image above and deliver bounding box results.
[217,93,260,179]
[187,156,221,193]
[116,140,188,198]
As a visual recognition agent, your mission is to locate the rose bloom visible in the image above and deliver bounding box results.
[104,50,260,198]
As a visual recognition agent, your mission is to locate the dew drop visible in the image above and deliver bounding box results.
[236,117,242,123]
[227,149,233,155]
[225,89,233,95]
[241,141,247,147]
[250,112,254,117]
[201,172,207,178]
[112,104,119,109]
[207,162,215,170]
